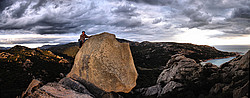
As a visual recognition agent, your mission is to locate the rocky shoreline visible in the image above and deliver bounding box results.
[0,33,247,98]
[201,55,238,62]
[133,51,249,98]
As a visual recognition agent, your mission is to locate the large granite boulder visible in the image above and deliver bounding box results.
[24,32,137,98]
[67,32,138,93]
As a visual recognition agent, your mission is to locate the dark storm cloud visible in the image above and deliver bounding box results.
[0,0,102,34]
[182,8,212,28]
[112,4,140,18]
[224,18,250,35]
[183,9,211,23]
[0,0,14,11]
[0,0,249,45]
[110,3,142,28]
[199,3,250,37]
[152,18,162,24]
[126,0,176,6]
[232,8,250,19]
[200,17,250,38]
[178,0,250,37]
[111,18,142,28]
[0,0,145,35]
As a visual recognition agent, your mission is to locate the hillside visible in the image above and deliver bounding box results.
[41,42,79,58]
[0,45,72,97]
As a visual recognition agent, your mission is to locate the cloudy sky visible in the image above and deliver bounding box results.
[0,0,249,48]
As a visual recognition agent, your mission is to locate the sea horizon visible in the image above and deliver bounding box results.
[213,45,250,54]
[203,45,250,66]
[1,41,250,50]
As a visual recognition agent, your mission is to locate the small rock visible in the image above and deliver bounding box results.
[22,79,42,98]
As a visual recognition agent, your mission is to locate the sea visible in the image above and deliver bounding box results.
[202,45,250,66]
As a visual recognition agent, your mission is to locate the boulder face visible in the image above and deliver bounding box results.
[135,54,220,97]
[67,32,138,93]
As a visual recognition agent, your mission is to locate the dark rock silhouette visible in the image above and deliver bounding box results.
[0,45,71,97]
[134,50,249,98]
[135,54,219,97]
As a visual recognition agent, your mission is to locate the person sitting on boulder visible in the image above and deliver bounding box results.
[79,31,91,48]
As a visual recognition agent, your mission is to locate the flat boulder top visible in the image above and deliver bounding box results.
[67,32,138,93]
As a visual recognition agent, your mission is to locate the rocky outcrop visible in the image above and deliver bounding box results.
[135,54,223,97]
[24,32,138,98]
[209,50,249,98]
[135,54,201,97]
[135,50,249,98]
[22,79,42,98]
[155,54,200,97]
[67,32,138,93]
[27,78,94,98]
